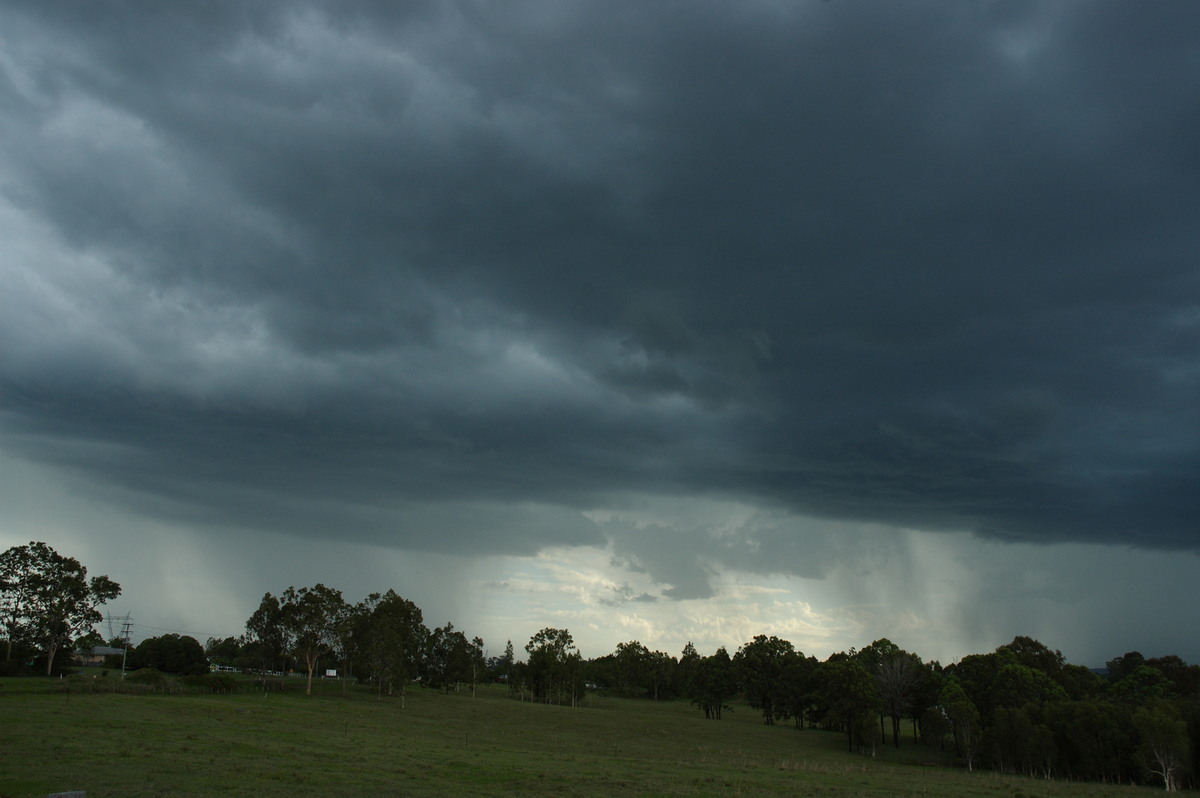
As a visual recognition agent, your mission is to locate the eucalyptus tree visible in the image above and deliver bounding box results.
[939,677,982,771]
[1133,699,1189,792]
[859,639,925,747]
[426,622,484,695]
[278,584,348,696]
[780,651,820,729]
[468,636,486,696]
[646,649,676,700]
[734,635,797,726]
[0,541,120,675]
[689,647,736,720]
[819,654,882,753]
[525,627,582,705]
[487,639,515,683]
[997,636,1065,679]
[353,590,427,705]
[245,592,287,673]
[613,640,651,694]
[130,633,207,675]
[676,641,701,699]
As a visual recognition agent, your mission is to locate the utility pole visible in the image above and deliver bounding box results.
[119,615,133,677]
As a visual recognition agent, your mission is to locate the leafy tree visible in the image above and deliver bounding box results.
[1057,662,1106,701]
[944,649,1011,727]
[582,652,616,692]
[1109,665,1174,705]
[525,627,582,706]
[940,677,981,771]
[921,704,952,752]
[856,638,898,740]
[130,633,207,675]
[991,663,1069,710]
[1028,721,1058,779]
[689,647,736,720]
[1043,699,1132,783]
[606,641,675,700]
[910,660,945,742]
[998,636,1065,679]
[988,706,1056,777]
[0,541,120,675]
[508,658,531,701]
[468,636,486,696]
[734,635,796,726]
[1147,656,1200,699]
[1107,651,1147,682]
[0,548,23,662]
[613,640,650,694]
[244,592,287,673]
[205,636,243,668]
[1133,699,1190,791]
[1180,697,1200,788]
[676,641,700,698]
[860,639,924,747]
[487,639,516,683]
[819,654,882,753]
[278,584,347,696]
[425,622,482,695]
[352,590,427,705]
[780,651,820,729]
[646,649,676,700]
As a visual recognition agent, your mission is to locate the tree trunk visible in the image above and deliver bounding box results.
[44,639,59,676]
[305,653,316,696]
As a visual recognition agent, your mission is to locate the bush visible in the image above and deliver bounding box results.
[125,667,171,690]
[181,673,240,693]
[129,634,208,676]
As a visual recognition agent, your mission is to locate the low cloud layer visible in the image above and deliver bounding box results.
[2,2,1198,612]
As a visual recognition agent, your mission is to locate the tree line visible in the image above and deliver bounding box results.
[4,542,1199,791]
[209,586,1200,791]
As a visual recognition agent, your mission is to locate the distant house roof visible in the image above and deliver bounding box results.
[81,646,125,657]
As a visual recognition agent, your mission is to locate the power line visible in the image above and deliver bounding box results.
[129,621,241,641]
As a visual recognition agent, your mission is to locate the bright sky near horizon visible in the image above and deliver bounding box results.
[2,1,1198,667]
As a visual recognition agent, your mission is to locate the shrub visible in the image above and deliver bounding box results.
[125,667,171,690]
[129,634,208,676]
[181,673,239,693]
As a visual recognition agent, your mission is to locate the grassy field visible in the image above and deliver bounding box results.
[0,674,1165,797]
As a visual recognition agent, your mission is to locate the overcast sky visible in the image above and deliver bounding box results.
[2,1,1198,667]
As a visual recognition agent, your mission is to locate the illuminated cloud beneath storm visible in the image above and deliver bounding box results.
[1,1,1199,662]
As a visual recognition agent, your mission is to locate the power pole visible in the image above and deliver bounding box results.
[119,615,133,677]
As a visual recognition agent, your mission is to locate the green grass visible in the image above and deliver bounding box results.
[0,674,1164,797]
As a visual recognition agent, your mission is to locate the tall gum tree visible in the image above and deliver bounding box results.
[245,592,287,673]
[0,541,120,675]
[734,635,797,726]
[1133,699,1189,792]
[352,590,427,706]
[278,584,347,696]
[525,627,581,706]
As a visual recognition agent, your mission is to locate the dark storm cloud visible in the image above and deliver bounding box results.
[1,2,1198,572]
